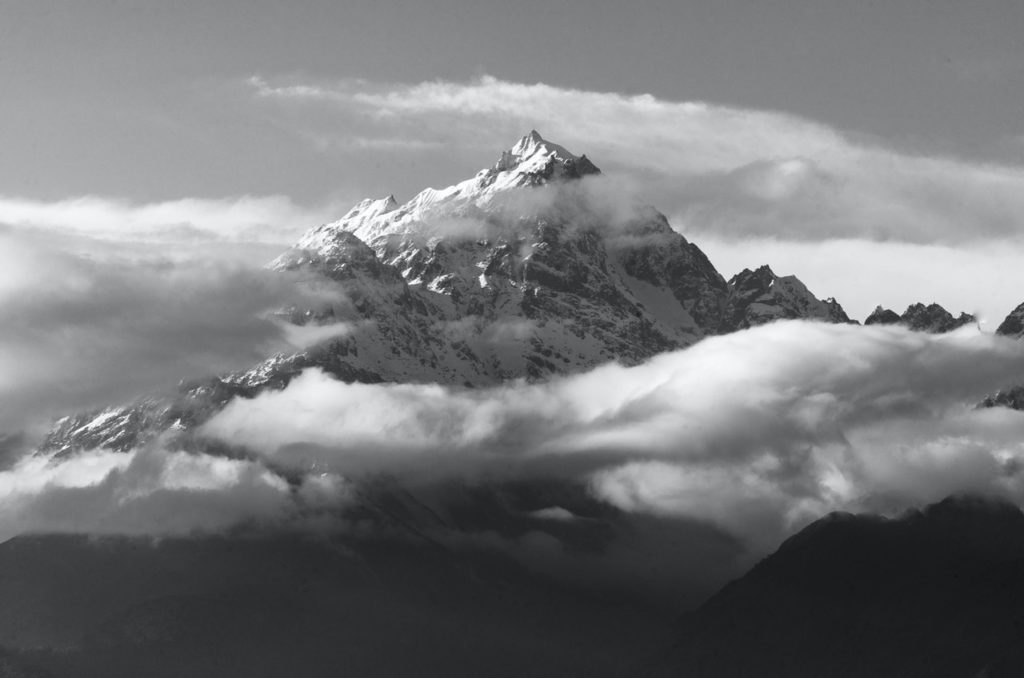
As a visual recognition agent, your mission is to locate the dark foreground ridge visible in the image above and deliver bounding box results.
[647,495,1024,678]
[3,495,1024,677]
[0,493,673,678]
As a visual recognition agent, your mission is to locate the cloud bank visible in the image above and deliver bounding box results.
[0,228,339,438]
[0,446,348,540]
[194,321,1024,550]
[0,194,339,247]
[7,321,1024,603]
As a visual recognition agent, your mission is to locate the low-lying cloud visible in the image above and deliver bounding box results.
[0,193,339,247]
[0,445,349,541]
[193,321,1024,550]
[6,320,1024,605]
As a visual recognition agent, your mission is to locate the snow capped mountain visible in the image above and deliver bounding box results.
[293,129,600,254]
[270,130,735,386]
[43,132,852,455]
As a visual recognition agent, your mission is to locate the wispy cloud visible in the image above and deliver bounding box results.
[247,74,1024,247]
[0,191,354,438]
[245,73,1024,321]
[0,446,349,540]
[0,228,339,438]
[0,193,340,246]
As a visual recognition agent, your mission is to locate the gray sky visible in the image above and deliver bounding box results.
[3,0,1023,200]
[2,0,1024,322]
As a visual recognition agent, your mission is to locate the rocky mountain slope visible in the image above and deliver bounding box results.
[647,496,1024,678]
[724,265,851,329]
[978,300,1024,411]
[43,132,849,455]
[997,301,1024,339]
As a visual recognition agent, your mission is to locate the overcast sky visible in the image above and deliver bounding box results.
[2,0,1024,322]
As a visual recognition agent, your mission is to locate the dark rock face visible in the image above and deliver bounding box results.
[648,496,1024,678]
[864,305,901,325]
[721,265,853,332]
[979,302,1024,412]
[900,302,975,333]
[997,301,1024,339]
[863,302,975,333]
[979,386,1024,411]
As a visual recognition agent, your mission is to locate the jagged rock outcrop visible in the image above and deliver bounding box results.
[976,302,1024,412]
[721,265,852,331]
[864,306,901,326]
[979,386,1024,411]
[863,302,975,333]
[900,302,975,333]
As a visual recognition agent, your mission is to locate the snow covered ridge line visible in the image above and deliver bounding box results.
[39,132,1008,455]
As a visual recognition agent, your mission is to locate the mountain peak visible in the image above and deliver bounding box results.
[492,131,600,179]
[864,305,901,326]
[863,302,974,332]
[342,195,398,220]
[724,265,852,330]
[996,300,1024,338]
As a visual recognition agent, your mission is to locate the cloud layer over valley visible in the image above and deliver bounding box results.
[198,321,1024,548]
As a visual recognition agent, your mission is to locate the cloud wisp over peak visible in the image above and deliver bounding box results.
[248,74,1024,247]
